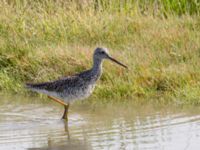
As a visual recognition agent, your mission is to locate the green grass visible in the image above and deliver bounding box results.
[0,0,200,104]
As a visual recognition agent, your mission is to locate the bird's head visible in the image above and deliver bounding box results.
[93,47,128,69]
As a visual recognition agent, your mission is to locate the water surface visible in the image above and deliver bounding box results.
[0,95,200,150]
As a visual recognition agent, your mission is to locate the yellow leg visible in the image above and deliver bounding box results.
[62,104,70,121]
[47,96,68,106]
[47,96,69,120]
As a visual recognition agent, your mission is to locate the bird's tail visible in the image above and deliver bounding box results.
[25,82,43,90]
[25,83,37,91]
[25,83,32,88]
[25,83,45,94]
[25,82,49,91]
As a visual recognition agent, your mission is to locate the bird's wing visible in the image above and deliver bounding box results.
[26,75,84,93]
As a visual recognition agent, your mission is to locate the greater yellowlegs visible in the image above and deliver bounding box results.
[26,47,127,120]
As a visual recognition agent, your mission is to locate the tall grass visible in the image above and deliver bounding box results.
[94,0,200,16]
[0,0,200,104]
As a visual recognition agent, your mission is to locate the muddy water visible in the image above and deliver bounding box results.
[0,95,200,150]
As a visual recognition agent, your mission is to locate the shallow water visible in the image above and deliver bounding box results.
[0,95,200,150]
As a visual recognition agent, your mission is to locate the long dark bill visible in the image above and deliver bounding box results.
[108,56,128,69]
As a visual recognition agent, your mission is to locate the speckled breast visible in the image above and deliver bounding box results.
[62,83,96,103]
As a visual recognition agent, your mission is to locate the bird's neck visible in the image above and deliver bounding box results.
[91,58,103,77]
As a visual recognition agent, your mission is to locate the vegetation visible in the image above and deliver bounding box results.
[0,0,200,104]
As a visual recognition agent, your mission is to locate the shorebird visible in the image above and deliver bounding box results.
[26,47,127,121]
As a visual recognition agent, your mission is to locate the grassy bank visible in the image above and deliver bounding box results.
[0,0,200,104]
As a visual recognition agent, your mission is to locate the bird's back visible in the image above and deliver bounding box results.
[26,69,101,103]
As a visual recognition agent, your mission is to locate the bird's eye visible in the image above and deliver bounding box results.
[101,51,105,54]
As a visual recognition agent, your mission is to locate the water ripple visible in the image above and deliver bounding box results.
[0,101,200,150]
